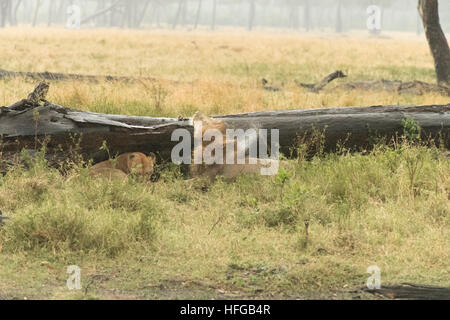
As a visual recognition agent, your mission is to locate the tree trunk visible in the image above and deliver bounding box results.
[180,0,187,27]
[289,1,299,30]
[172,0,184,29]
[303,0,310,32]
[47,0,55,26]
[4,0,11,26]
[11,0,21,26]
[0,0,8,27]
[211,0,216,30]
[32,0,40,27]
[248,0,255,31]
[136,0,151,28]
[335,0,342,33]
[1,84,448,164]
[194,0,202,29]
[418,0,450,85]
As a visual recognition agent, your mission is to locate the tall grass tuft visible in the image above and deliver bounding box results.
[0,153,162,257]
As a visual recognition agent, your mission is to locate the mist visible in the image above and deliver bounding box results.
[1,0,449,33]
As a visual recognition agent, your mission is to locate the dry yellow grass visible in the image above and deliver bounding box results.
[0,27,448,116]
[0,28,448,300]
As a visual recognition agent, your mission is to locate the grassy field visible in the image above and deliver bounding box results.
[0,28,449,300]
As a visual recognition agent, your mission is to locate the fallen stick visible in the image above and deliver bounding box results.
[364,283,450,300]
[298,70,347,92]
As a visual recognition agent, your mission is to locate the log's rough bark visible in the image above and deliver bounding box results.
[418,0,450,86]
[364,283,450,300]
[0,83,449,167]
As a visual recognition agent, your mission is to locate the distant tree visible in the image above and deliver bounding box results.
[288,0,299,30]
[48,0,55,26]
[211,0,217,30]
[172,0,185,29]
[194,0,202,29]
[32,0,41,27]
[335,0,342,33]
[0,0,11,27]
[418,0,450,85]
[303,0,310,31]
[248,0,255,31]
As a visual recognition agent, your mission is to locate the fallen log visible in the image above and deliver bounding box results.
[0,83,449,167]
[364,283,450,300]
[0,67,155,83]
[297,70,450,96]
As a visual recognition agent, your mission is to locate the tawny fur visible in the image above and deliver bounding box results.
[189,112,275,181]
[90,152,156,181]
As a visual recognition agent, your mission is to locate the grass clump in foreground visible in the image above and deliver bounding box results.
[0,142,448,299]
[0,154,161,257]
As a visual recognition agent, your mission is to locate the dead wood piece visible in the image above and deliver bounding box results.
[298,70,347,92]
[262,78,281,92]
[340,79,450,96]
[27,81,49,105]
[1,81,49,112]
[0,68,155,83]
[297,70,450,96]
[365,283,450,300]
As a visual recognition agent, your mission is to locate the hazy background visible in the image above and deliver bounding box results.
[2,0,449,33]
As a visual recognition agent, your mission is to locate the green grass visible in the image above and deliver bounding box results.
[0,29,449,299]
[0,141,448,299]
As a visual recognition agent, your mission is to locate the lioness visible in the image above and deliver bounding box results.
[90,152,156,181]
[189,112,278,181]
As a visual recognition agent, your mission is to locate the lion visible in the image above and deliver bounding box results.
[89,167,128,180]
[90,152,156,181]
[189,112,278,181]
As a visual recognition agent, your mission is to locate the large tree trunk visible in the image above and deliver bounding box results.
[1,84,449,165]
[418,0,450,85]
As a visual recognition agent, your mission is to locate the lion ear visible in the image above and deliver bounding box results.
[148,152,156,163]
